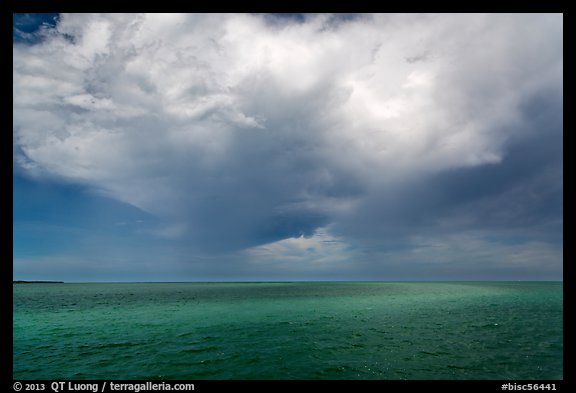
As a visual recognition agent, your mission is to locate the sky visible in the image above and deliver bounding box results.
[13,13,563,282]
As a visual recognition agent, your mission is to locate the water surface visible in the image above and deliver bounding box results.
[13,282,563,379]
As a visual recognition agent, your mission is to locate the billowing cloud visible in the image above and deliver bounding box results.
[13,13,562,278]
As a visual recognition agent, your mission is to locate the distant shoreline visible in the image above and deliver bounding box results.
[13,280,64,284]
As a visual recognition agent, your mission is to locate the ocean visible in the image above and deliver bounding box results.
[13,282,563,380]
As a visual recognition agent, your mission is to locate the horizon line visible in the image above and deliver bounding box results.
[13,279,564,284]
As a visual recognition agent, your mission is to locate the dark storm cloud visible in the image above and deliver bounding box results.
[336,88,563,242]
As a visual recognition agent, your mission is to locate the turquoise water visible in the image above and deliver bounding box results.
[13,282,562,380]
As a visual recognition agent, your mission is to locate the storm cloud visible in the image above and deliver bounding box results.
[13,13,562,280]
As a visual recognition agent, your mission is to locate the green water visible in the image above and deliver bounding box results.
[13,282,562,380]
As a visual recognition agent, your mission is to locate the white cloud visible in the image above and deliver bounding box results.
[246,228,351,268]
[13,13,563,254]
